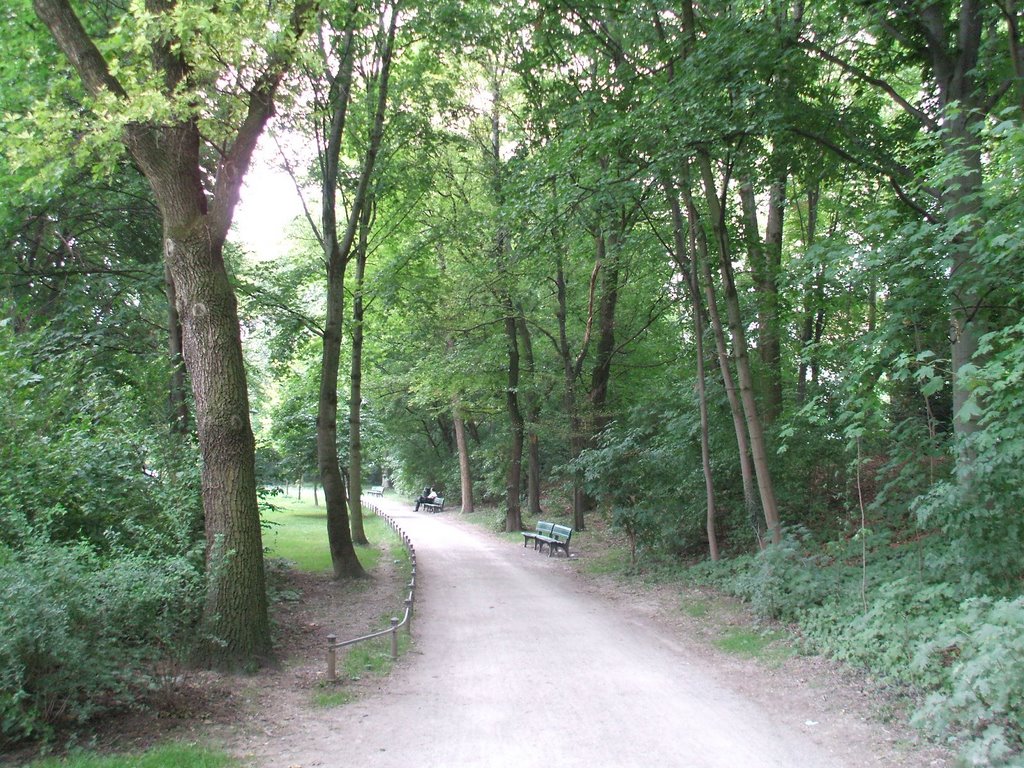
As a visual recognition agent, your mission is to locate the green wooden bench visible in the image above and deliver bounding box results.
[522,521,573,557]
[422,496,445,513]
[367,485,384,497]
[522,521,555,550]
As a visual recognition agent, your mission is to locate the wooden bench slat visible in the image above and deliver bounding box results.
[521,521,572,556]
[422,496,445,513]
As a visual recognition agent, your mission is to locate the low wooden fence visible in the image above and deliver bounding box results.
[326,500,417,682]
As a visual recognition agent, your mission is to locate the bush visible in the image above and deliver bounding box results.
[913,596,1024,767]
[732,528,839,621]
[0,542,203,746]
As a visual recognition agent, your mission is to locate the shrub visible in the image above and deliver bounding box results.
[0,542,203,746]
[732,528,839,621]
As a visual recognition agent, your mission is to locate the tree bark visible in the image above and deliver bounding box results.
[516,310,543,518]
[163,264,189,433]
[168,219,272,664]
[452,396,475,513]
[347,199,373,547]
[503,299,525,533]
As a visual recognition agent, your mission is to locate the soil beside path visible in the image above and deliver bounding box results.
[219,498,953,768]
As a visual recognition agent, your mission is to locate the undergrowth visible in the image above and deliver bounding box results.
[687,529,1024,767]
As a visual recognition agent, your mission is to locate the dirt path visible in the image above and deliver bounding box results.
[227,500,952,768]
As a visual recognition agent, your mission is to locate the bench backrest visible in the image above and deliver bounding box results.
[551,524,572,543]
[536,521,555,536]
[432,496,444,507]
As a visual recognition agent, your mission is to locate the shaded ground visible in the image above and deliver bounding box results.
[1,499,955,767]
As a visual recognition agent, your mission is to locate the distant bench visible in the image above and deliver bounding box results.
[422,496,445,513]
[367,485,384,497]
[522,521,573,557]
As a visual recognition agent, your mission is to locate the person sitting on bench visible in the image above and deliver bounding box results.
[414,486,437,511]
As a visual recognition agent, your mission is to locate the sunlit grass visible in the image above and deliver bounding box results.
[714,627,794,665]
[682,598,711,618]
[262,494,384,573]
[340,617,412,681]
[583,547,631,575]
[312,687,354,708]
[26,744,236,768]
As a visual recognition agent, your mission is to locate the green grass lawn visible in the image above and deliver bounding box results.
[262,494,384,573]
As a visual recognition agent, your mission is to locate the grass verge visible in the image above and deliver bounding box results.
[26,744,237,768]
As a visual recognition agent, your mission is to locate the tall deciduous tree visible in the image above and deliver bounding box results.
[33,0,314,667]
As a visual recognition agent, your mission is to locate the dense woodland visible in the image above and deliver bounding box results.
[2,0,1023,763]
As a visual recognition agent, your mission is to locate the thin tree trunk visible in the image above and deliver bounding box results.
[679,171,762,541]
[487,66,524,534]
[739,175,785,425]
[347,198,373,546]
[556,255,598,531]
[516,310,543,518]
[664,178,719,560]
[452,397,475,513]
[503,300,525,533]
[589,229,621,437]
[316,20,363,579]
[319,6,396,574]
[690,225,719,562]
[796,182,821,406]
[697,153,782,544]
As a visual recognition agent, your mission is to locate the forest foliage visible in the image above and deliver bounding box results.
[2,0,1023,763]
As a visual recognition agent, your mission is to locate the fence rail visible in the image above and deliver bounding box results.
[326,500,417,682]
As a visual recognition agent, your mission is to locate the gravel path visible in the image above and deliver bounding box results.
[246,500,905,768]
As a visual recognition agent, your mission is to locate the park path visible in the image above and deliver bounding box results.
[253,499,869,768]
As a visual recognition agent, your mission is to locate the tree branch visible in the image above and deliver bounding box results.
[802,40,939,130]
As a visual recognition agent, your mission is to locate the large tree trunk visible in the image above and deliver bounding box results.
[163,264,190,433]
[168,220,272,664]
[921,5,986,456]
